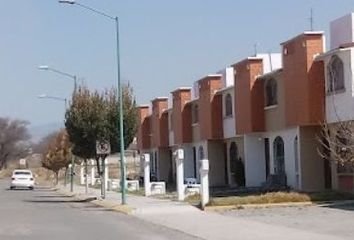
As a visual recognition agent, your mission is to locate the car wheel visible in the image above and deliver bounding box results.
[10,186,14,190]
[29,187,34,190]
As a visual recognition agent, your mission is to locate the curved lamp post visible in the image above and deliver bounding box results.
[59,0,127,204]
[37,94,67,108]
[38,65,77,92]
[38,65,77,193]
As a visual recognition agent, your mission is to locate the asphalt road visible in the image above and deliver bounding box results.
[0,180,199,240]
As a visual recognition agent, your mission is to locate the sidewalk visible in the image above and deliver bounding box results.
[59,184,345,240]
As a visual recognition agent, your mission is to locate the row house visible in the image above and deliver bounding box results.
[137,13,354,192]
[315,13,354,192]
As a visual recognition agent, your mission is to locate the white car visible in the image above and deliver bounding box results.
[10,169,35,190]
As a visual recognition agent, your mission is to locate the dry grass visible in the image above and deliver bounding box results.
[0,168,13,179]
[208,192,311,206]
[208,191,354,207]
[185,193,201,204]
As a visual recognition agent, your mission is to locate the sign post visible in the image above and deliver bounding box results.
[96,141,111,199]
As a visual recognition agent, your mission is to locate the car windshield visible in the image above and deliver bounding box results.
[14,172,31,175]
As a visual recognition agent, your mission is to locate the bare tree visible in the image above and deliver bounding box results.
[318,121,354,171]
[0,117,31,170]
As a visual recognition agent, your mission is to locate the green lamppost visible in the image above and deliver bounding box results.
[58,0,127,204]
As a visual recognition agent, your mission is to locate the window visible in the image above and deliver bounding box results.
[225,93,233,117]
[265,78,277,107]
[327,55,344,92]
[192,104,199,124]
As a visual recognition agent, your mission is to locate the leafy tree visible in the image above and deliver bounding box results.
[41,129,72,185]
[64,85,138,162]
[0,117,31,170]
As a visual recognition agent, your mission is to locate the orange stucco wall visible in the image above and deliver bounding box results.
[282,33,325,126]
[137,106,151,150]
[233,59,264,135]
[198,76,223,140]
[151,98,168,148]
[172,89,191,145]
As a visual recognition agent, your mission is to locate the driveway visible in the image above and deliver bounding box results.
[220,202,354,239]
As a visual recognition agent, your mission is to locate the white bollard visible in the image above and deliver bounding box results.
[199,159,209,209]
[175,149,185,201]
[104,160,109,191]
[91,160,96,186]
[80,165,85,185]
[143,154,151,196]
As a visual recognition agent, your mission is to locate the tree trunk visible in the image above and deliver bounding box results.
[55,172,59,186]
[64,167,68,187]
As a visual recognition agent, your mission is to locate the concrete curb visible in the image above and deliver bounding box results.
[204,201,314,211]
[92,199,135,215]
[56,188,97,202]
[55,188,134,214]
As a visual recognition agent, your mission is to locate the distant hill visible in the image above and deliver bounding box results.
[30,122,64,143]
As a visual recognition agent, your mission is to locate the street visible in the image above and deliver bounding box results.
[0,180,199,240]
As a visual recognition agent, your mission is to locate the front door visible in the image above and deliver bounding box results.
[264,138,270,179]
[229,142,238,186]
[273,137,285,174]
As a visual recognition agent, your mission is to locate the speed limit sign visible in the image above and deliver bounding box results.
[96,141,111,155]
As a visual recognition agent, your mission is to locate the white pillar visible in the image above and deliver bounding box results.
[143,153,151,196]
[175,149,185,201]
[199,159,209,209]
[91,160,96,186]
[104,160,109,191]
[85,160,88,195]
[80,164,85,185]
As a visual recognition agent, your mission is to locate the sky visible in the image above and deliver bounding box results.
[1,0,354,128]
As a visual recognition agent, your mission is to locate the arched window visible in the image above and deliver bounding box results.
[327,55,344,92]
[225,93,233,117]
[265,78,278,106]
[198,146,204,160]
[273,136,285,174]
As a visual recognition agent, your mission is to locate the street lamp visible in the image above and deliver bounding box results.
[59,0,127,204]
[37,94,67,108]
[38,65,77,92]
[38,65,77,193]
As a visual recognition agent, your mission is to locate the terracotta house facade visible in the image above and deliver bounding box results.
[137,13,354,192]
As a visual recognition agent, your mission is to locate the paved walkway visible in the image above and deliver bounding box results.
[60,184,346,240]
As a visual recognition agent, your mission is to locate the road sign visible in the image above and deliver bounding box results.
[96,141,111,155]
[19,158,27,166]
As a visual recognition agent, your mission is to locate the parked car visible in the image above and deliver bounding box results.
[10,169,34,190]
